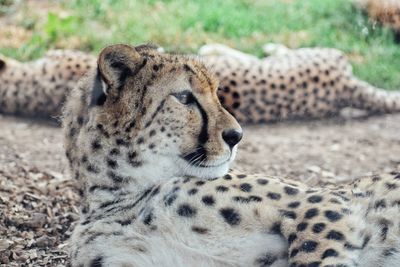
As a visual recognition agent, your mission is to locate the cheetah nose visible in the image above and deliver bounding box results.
[222,129,243,148]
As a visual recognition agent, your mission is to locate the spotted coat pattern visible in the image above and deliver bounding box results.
[63,44,400,267]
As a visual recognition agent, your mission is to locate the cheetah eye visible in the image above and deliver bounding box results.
[172,91,195,105]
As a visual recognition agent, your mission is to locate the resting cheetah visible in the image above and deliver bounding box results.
[63,44,400,266]
[355,0,400,43]
[1,44,400,123]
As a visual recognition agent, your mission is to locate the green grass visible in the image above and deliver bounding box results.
[1,0,400,90]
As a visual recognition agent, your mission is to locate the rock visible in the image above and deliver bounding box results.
[35,235,56,248]
[26,213,47,229]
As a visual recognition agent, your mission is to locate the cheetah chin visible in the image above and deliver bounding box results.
[176,146,238,180]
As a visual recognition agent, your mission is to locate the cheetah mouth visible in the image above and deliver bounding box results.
[180,147,232,168]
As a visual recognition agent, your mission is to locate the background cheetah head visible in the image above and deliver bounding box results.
[63,44,242,185]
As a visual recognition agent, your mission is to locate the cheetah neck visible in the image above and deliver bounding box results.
[76,139,182,213]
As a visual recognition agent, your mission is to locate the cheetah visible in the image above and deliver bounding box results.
[1,44,400,123]
[355,0,400,43]
[63,43,400,266]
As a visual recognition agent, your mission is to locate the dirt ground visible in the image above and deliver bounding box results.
[0,113,399,266]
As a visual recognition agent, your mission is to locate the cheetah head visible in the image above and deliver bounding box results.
[63,44,242,187]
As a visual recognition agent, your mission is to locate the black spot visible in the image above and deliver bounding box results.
[216,186,229,192]
[288,201,301,208]
[91,140,102,150]
[188,188,198,195]
[116,219,132,226]
[77,116,84,125]
[202,195,215,206]
[143,212,153,225]
[90,256,103,267]
[116,138,128,146]
[239,183,252,192]
[383,248,398,257]
[329,198,341,204]
[284,186,299,195]
[219,208,241,226]
[89,185,120,193]
[223,86,230,93]
[255,253,277,266]
[288,233,297,245]
[312,223,326,233]
[192,226,209,234]
[267,192,281,200]
[107,158,118,169]
[326,230,344,241]
[109,148,120,156]
[257,178,269,185]
[125,121,136,132]
[362,235,371,249]
[280,210,297,219]
[87,164,100,173]
[270,222,282,234]
[177,204,197,217]
[128,151,137,159]
[307,195,323,203]
[223,174,232,180]
[297,222,308,231]
[149,129,156,137]
[379,219,390,241]
[374,199,387,209]
[237,174,247,179]
[164,194,178,206]
[299,240,318,253]
[322,248,339,259]
[304,208,319,219]
[248,195,262,202]
[107,171,124,183]
[324,210,342,222]
[195,181,205,186]
[152,64,160,71]
[233,196,249,203]
[290,248,299,258]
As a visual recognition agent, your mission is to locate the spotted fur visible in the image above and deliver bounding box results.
[63,44,400,267]
[1,44,400,123]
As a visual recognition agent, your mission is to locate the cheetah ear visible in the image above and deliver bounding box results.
[91,44,145,106]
